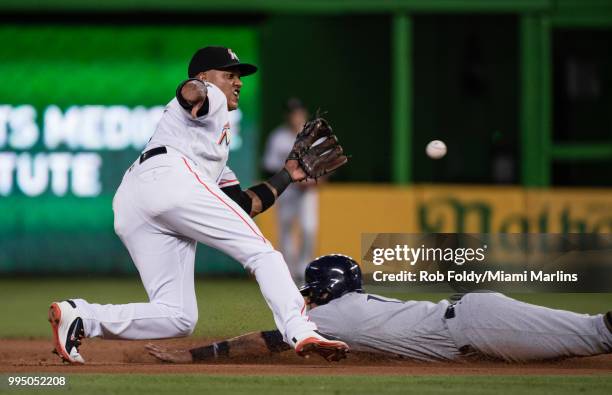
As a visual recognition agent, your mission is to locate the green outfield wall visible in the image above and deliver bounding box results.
[0,1,610,275]
[0,26,259,275]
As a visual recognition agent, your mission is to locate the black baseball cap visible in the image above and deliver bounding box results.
[188,46,258,78]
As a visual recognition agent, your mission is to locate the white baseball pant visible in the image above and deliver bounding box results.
[73,148,316,343]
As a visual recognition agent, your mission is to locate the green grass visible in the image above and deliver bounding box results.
[1,374,611,395]
[1,281,610,395]
[0,278,276,338]
[0,278,610,338]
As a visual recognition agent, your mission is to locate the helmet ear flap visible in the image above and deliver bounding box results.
[319,291,332,305]
[309,287,330,306]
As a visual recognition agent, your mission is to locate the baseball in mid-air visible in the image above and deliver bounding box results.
[426,140,447,159]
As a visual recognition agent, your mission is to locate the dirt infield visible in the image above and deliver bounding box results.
[1,338,611,376]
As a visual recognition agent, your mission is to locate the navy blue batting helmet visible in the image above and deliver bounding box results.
[299,254,363,306]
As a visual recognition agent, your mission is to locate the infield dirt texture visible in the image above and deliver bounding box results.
[1,279,611,394]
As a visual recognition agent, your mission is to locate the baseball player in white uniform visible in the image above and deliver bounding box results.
[48,46,349,364]
[147,255,612,363]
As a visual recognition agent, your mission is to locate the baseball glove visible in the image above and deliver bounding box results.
[287,117,348,180]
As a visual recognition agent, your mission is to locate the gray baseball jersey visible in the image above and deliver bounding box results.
[308,292,461,362]
[308,292,612,362]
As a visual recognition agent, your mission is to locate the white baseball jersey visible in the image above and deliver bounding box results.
[147,82,239,187]
[308,292,612,362]
[73,81,317,344]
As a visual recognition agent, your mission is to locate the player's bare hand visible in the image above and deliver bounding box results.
[284,159,307,182]
[145,343,192,364]
[181,80,208,119]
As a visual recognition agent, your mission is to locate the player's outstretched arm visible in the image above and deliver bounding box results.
[220,167,298,218]
[221,117,348,218]
[146,330,290,363]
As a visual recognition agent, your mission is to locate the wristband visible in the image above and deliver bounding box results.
[267,168,293,196]
[261,330,290,353]
[189,340,230,361]
[176,79,200,109]
[248,184,275,212]
[176,79,209,116]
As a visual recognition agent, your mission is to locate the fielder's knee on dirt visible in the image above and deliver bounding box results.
[171,314,197,337]
[166,304,198,337]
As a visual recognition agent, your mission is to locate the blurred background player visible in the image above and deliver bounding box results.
[263,98,318,283]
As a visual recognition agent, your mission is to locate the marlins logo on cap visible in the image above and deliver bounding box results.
[227,48,239,61]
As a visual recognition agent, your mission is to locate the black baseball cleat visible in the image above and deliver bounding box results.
[293,330,349,362]
[605,311,612,334]
[48,300,85,364]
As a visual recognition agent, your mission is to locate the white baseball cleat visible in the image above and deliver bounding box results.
[293,330,349,362]
[48,300,85,364]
